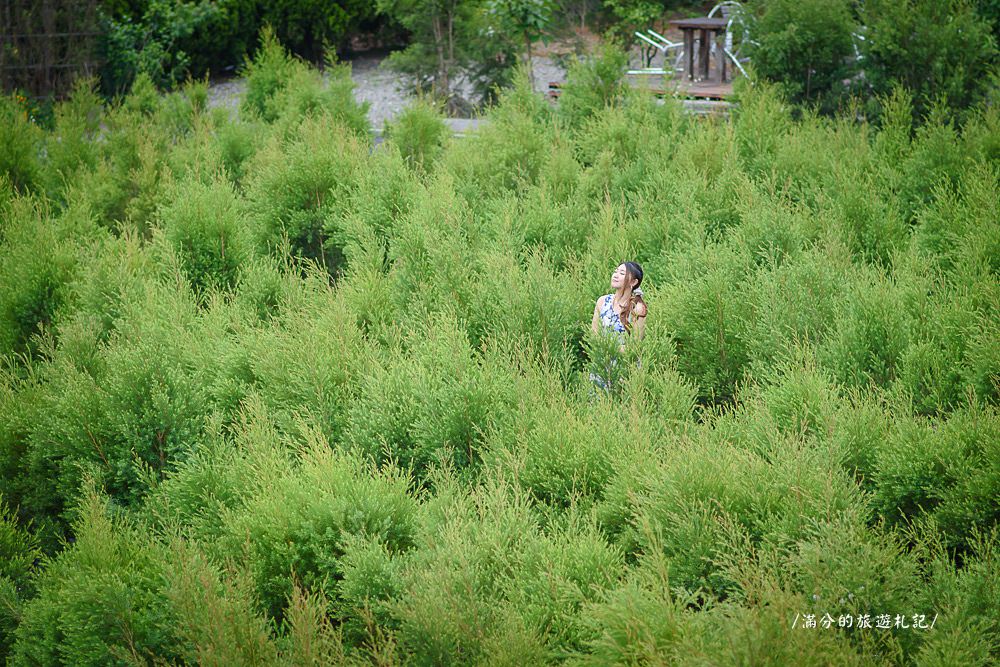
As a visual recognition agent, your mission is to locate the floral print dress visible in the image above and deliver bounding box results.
[597,293,628,339]
[590,294,628,391]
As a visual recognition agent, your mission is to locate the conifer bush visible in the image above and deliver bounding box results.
[745,245,847,373]
[247,283,363,443]
[0,95,42,194]
[819,267,914,391]
[240,27,301,122]
[39,80,104,204]
[556,45,629,131]
[0,195,79,357]
[658,245,753,402]
[158,175,253,293]
[442,72,554,203]
[245,116,366,276]
[12,486,183,666]
[216,441,418,621]
[383,98,449,172]
[874,404,1000,550]
[0,495,40,656]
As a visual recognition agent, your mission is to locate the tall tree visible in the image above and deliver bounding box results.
[486,0,553,85]
[377,0,477,111]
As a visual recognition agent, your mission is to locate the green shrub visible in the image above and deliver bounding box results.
[160,536,281,665]
[873,404,1000,550]
[860,0,1000,122]
[512,400,623,507]
[157,175,253,293]
[346,313,518,478]
[575,552,694,666]
[745,245,848,374]
[244,116,366,276]
[819,268,914,391]
[0,94,42,193]
[732,78,794,177]
[912,526,1000,665]
[40,79,104,203]
[0,495,41,656]
[0,195,80,357]
[216,441,418,621]
[21,279,209,521]
[895,107,972,224]
[241,26,302,120]
[896,286,988,415]
[469,244,590,373]
[247,284,363,443]
[12,486,182,666]
[99,0,218,96]
[266,58,371,137]
[384,98,449,172]
[574,92,683,205]
[749,0,858,111]
[507,517,623,656]
[599,423,863,597]
[442,72,554,202]
[781,516,924,659]
[61,228,153,341]
[916,162,1000,276]
[386,478,548,664]
[556,44,629,130]
[658,246,753,403]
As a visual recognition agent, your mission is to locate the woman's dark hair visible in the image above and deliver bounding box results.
[621,261,645,333]
[624,262,643,288]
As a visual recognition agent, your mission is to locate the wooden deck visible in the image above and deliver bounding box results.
[627,77,734,100]
[550,77,735,101]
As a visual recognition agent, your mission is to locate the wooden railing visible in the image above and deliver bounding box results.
[1,0,102,98]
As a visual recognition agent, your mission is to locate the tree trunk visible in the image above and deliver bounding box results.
[524,33,534,88]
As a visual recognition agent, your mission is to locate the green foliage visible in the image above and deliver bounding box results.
[0,95,42,193]
[98,0,381,96]
[0,195,82,357]
[12,485,183,666]
[874,404,1000,550]
[345,314,519,478]
[240,26,301,121]
[860,0,1000,122]
[157,175,254,293]
[1,50,999,666]
[378,0,519,110]
[749,0,858,111]
[0,495,41,657]
[98,0,219,96]
[252,0,379,62]
[556,44,629,130]
[384,98,450,171]
[216,440,419,621]
[244,116,367,276]
[486,0,554,81]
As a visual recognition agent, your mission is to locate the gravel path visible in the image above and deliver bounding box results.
[206,52,569,130]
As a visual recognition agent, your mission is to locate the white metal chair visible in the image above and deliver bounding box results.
[627,29,685,77]
[851,28,866,62]
[708,1,752,78]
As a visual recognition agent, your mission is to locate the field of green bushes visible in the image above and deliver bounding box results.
[1,34,999,665]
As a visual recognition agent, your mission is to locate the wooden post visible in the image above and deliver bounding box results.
[699,28,710,81]
[684,29,694,81]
